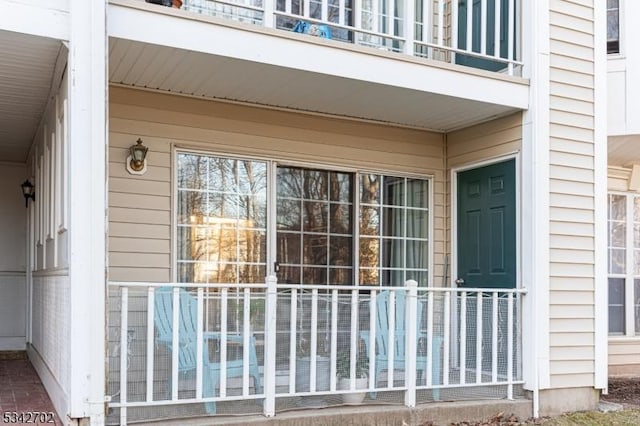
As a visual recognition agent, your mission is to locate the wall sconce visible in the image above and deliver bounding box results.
[21,179,35,208]
[126,138,149,175]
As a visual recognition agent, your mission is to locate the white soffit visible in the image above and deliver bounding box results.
[109,38,523,131]
[608,135,640,167]
[0,30,63,163]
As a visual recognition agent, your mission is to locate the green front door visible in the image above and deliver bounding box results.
[456,0,513,72]
[456,159,516,289]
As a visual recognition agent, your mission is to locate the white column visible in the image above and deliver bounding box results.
[67,0,107,423]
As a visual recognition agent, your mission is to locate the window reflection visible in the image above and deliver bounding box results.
[176,157,430,288]
[276,166,353,285]
[177,153,267,284]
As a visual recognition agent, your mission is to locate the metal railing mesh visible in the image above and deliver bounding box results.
[106,280,523,424]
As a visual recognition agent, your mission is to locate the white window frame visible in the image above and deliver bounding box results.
[172,148,434,287]
[608,191,640,336]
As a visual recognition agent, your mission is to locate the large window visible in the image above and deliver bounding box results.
[607,0,620,54]
[608,193,640,335]
[176,152,431,286]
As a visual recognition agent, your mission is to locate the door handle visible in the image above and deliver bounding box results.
[455,278,465,285]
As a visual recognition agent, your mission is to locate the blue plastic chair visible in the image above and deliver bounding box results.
[360,290,442,400]
[154,287,262,413]
[292,20,332,39]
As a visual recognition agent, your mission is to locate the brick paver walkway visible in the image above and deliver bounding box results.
[0,353,64,425]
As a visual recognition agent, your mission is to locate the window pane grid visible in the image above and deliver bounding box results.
[358,174,429,287]
[276,167,354,285]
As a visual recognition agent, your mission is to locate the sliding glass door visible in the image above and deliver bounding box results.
[176,151,431,287]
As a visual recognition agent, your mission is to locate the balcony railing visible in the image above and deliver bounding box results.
[107,278,525,424]
[142,0,522,76]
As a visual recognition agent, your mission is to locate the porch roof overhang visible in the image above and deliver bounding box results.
[108,0,530,132]
[0,29,66,163]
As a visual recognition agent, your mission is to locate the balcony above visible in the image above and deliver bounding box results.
[108,0,529,130]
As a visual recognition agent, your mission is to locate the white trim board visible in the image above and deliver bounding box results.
[0,0,70,41]
[520,1,551,412]
[0,337,26,350]
[594,0,609,392]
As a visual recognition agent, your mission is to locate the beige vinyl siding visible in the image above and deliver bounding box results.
[108,86,446,283]
[446,114,522,169]
[548,0,596,388]
[609,339,640,375]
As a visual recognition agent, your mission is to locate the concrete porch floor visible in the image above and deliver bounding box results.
[0,352,533,426]
[133,399,533,426]
[0,352,64,426]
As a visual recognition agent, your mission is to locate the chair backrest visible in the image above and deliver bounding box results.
[155,287,199,371]
[375,290,423,360]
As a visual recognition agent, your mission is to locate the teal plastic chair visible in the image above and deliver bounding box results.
[154,287,262,413]
[361,290,442,400]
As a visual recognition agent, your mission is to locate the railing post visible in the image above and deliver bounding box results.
[119,287,128,426]
[403,0,415,56]
[263,275,278,417]
[404,280,418,407]
[263,0,274,29]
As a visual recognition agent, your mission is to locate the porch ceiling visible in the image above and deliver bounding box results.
[109,38,522,132]
[609,135,640,167]
[0,30,63,163]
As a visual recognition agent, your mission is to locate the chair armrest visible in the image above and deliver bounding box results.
[202,332,247,343]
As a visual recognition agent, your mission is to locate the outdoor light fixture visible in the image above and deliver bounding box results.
[21,179,35,208]
[127,138,149,175]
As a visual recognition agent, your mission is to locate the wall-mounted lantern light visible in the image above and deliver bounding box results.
[127,138,149,175]
[21,179,35,208]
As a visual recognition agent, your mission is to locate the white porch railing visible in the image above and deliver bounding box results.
[143,0,523,76]
[107,278,525,424]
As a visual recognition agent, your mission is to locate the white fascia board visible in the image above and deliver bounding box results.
[108,1,529,110]
[0,0,69,41]
[593,0,608,391]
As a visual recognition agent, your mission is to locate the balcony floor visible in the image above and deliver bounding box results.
[0,352,64,426]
